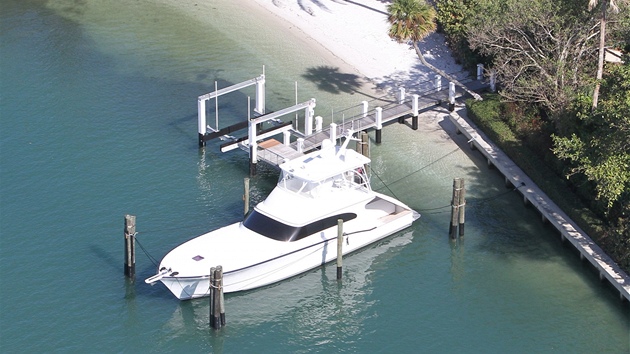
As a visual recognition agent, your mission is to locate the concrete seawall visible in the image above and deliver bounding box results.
[448,108,630,302]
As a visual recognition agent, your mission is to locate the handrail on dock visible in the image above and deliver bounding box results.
[198,67,489,174]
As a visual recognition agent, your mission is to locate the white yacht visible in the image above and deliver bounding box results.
[146,135,419,300]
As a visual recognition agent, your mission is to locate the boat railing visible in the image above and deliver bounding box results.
[257,145,287,167]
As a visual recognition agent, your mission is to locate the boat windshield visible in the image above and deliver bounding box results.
[243,210,357,242]
[278,169,370,197]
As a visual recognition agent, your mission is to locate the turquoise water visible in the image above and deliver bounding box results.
[1,0,628,352]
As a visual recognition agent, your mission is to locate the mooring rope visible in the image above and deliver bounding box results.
[134,234,160,267]
[414,183,526,214]
[372,147,461,199]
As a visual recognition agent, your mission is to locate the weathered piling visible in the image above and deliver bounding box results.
[243,177,250,217]
[337,219,343,280]
[209,266,215,327]
[209,266,225,329]
[449,179,460,240]
[124,215,136,280]
[458,179,466,237]
[216,266,225,327]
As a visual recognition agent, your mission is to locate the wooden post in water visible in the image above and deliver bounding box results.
[209,266,225,329]
[375,107,383,144]
[124,215,136,280]
[337,219,343,280]
[458,179,466,237]
[208,267,217,329]
[216,266,225,327]
[449,179,460,240]
[412,94,419,130]
[243,177,250,217]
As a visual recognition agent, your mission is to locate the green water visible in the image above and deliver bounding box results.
[1,0,627,352]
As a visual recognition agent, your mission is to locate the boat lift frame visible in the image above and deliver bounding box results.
[198,74,266,147]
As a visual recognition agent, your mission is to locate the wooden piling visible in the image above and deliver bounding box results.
[458,179,466,237]
[412,115,418,130]
[124,215,136,280]
[210,266,225,330]
[337,219,343,280]
[216,266,225,327]
[209,266,215,328]
[449,179,460,240]
[243,177,250,217]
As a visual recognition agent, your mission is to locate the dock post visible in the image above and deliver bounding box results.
[297,138,305,153]
[412,94,419,130]
[216,266,225,327]
[337,219,343,280]
[434,75,442,92]
[249,146,257,177]
[477,64,484,81]
[315,116,323,132]
[209,267,217,328]
[362,131,370,175]
[243,177,250,217]
[449,179,461,240]
[305,109,314,136]
[448,82,456,112]
[458,179,466,237]
[362,101,368,118]
[124,215,136,280]
[375,107,383,144]
[490,70,497,92]
[209,266,225,329]
[198,98,207,147]
[249,116,258,177]
[254,75,265,114]
[283,130,291,145]
[330,123,337,144]
[399,87,405,104]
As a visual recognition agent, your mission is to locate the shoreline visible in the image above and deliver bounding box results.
[247,0,465,94]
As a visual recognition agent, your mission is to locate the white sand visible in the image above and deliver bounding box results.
[248,0,465,94]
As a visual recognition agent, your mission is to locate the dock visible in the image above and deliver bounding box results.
[448,109,630,302]
[201,72,485,170]
[194,68,629,303]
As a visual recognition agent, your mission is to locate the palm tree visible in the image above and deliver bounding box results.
[387,0,482,100]
[589,0,624,110]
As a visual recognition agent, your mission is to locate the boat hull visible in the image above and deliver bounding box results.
[158,207,417,300]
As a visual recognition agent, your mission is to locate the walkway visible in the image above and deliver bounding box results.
[448,108,630,302]
[256,77,486,167]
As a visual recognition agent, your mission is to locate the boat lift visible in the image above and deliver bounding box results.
[196,71,318,175]
[197,74,266,147]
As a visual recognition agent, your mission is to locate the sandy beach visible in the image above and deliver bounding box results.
[248,0,465,94]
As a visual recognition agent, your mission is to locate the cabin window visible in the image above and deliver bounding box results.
[243,210,357,242]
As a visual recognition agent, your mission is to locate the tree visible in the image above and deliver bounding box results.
[589,0,626,111]
[435,0,481,69]
[552,59,630,211]
[387,0,482,100]
[466,0,595,113]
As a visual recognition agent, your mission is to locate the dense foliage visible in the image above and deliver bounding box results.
[435,0,630,271]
